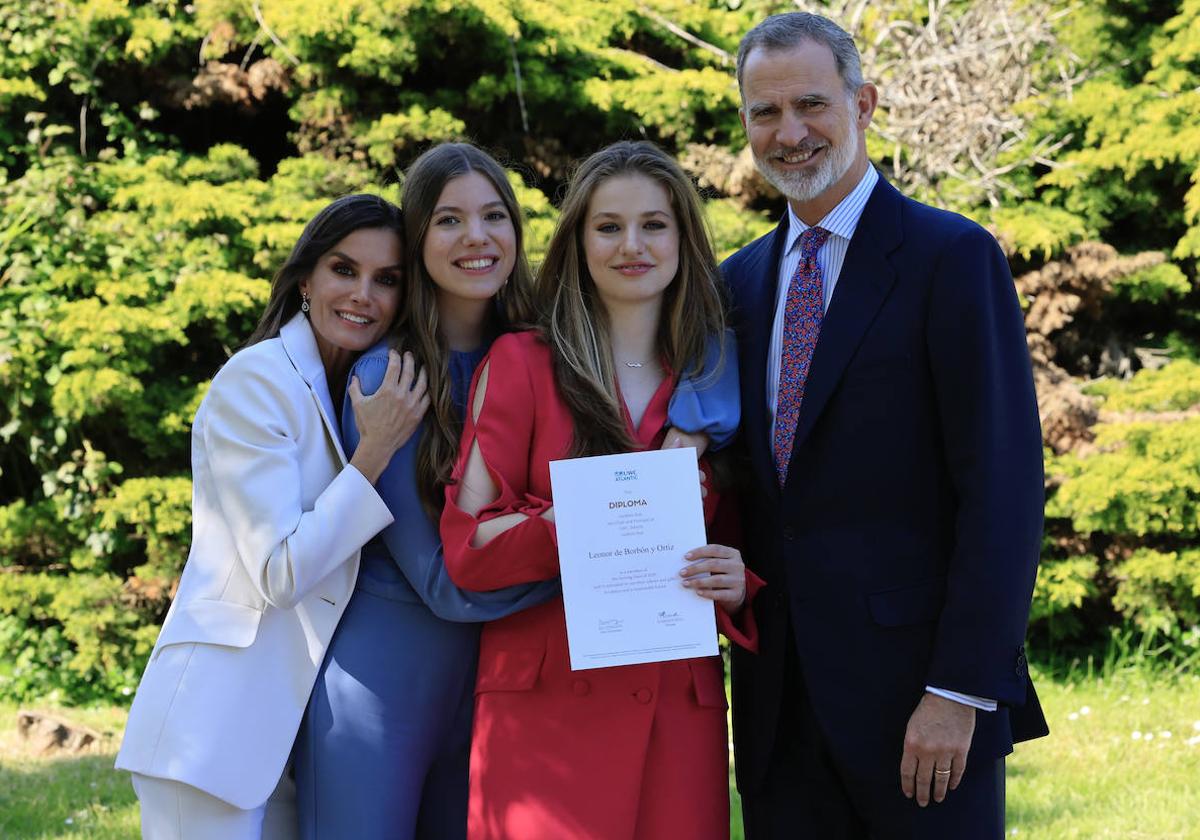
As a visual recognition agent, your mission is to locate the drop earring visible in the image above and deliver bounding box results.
[301,292,310,313]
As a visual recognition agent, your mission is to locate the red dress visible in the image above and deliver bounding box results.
[441,330,762,840]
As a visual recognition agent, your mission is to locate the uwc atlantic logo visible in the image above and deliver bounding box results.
[613,469,638,482]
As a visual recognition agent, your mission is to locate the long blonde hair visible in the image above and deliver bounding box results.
[537,141,726,457]
[397,143,538,517]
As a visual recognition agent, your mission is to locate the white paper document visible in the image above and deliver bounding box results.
[549,447,718,670]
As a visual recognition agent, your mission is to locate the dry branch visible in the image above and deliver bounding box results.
[638,5,733,65]
[794,0,1084,207]
[1014,242,1169,453]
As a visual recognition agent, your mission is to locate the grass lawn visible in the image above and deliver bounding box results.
[3,668,1199,839]
[1006,666,1200,839]
[0,705,137,839]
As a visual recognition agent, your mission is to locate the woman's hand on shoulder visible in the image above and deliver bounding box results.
[661,429,712,498]
[661,427,710,458]
[348,350,430,483]
[679,544,746,614]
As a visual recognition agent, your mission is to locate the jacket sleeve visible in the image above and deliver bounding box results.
[923,224,1044,706]
[343,352,560,621]
[667,329,741,450]
[705,486,761,653]
[716,569,764,653]
[201,356,393,610]
[441,337,561,591]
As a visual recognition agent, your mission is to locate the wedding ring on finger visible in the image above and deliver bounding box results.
[933,768,951,776]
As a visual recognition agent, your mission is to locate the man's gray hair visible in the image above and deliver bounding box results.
[736,12,865,96]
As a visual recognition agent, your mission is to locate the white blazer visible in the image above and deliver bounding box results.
[115,313,393,810]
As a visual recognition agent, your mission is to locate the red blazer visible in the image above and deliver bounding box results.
[442,331,761,840]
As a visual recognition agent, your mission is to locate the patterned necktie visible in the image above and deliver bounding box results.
[773,225,831,486]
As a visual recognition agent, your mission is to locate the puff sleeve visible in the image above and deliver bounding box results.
[667,328,741,449]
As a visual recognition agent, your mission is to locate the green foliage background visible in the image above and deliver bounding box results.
[0,0,1197,704]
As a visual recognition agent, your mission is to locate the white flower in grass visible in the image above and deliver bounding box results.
[1080,706,1091,715]
[1161,730,1172,739]
[1145,732,1155,741]
[64,818,74,825]
[1132,730,1143,740]
[1193,721,1200,732]
[1068,712,1078,721]
[1186,734,1200,747]
[1142,697,1150,705]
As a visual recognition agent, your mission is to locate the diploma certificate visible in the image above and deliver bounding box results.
[549,447,718,670]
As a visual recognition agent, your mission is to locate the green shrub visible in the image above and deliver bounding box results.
[1037,360,1200,652]
[2,0,1199,704]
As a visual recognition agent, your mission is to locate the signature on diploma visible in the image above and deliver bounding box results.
[598,618,625,634]
[656,610,683,627]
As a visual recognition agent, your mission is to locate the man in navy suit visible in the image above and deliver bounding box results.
[724,13,1048,839]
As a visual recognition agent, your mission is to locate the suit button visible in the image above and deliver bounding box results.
[571,679,590,697]
[634,688,653,704]
[781,526,796,541]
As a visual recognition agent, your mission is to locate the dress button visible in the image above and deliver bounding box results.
[634,688,653,705]
[571,679,590,697]
[781,525,796,541]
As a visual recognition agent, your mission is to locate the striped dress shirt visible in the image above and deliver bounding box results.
[766,165,878,432]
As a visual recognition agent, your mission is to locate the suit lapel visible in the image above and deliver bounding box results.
[735,221,789,500]
[279,313,349,465]
[785,178,904,474]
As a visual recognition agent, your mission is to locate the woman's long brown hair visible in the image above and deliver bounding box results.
[244,194,404,348]
[537,140,726,457]
[397,143,538,518]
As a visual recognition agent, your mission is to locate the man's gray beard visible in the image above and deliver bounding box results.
[753,119,858,204]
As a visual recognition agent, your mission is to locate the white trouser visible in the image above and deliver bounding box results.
[130,771,297,840]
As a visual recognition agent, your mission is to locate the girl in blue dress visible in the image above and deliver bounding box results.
[293,143,738,840]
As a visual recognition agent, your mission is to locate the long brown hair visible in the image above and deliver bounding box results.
[397,142,538,517]
[538,140,726,457]
[244,194,404,347]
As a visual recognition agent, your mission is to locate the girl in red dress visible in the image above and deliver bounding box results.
[441,141,762,840]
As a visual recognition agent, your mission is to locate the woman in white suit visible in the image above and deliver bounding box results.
[115,194,429,840]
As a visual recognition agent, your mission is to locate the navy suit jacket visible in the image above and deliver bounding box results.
[725,174,1048,792]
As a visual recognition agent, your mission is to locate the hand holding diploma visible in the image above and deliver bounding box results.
[680,544,747,613]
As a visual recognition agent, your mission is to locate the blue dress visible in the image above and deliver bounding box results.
[295,333,739,840]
